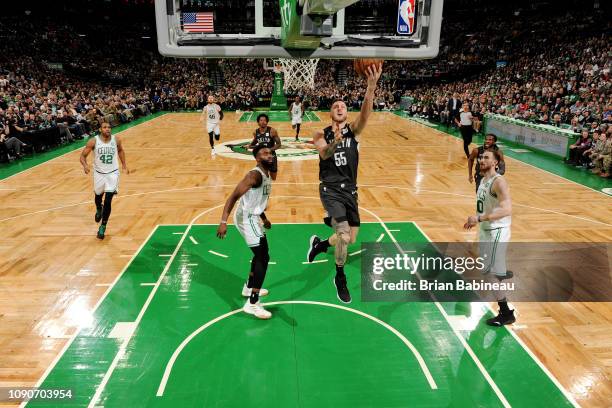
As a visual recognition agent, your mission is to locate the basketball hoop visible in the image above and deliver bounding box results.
[275,58,319,91]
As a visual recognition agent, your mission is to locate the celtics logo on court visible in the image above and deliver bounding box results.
[216,137,319,161]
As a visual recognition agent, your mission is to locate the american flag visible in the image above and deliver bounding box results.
[182,12,214,33]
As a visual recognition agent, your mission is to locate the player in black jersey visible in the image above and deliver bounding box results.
[249,113,281,180]
[305,63,382,303]
[468,133,506,192]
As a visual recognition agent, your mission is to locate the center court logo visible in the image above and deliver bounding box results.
[216,137,319,161]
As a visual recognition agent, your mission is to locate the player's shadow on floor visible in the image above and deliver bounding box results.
[268,262,330,300]
[190,254,245,311]
[268,249,362,300]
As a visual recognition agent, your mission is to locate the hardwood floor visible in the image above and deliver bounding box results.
[0,112,610,407]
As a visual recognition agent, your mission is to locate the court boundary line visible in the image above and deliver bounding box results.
[153,199,511,406]
[399,114,610,197]
[1,113,169,183]
[2,182,609,227]
[356,204,511,408]
[33,217,576,407]
[155,300,438,396]
[83,199,506,407]
[153,219,577,405]
[21,225,161,408]
[410,223,581,408]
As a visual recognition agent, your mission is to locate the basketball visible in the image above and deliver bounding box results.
[353,59,384,77]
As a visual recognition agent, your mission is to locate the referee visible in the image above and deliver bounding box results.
[455,102,474,158]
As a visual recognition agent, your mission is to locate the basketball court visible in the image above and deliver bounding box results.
[1,112,610,407]
[1,0,611,407]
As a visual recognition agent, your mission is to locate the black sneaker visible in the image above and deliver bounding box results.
[97,224,106,240]
[486,310,515,327]
[333,274,351,304]
[306,235,322,263]
[95,207,103,223]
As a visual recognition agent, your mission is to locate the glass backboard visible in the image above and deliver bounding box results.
[155,0,443,59]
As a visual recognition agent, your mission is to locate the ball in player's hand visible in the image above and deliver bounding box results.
[353,59,384,77]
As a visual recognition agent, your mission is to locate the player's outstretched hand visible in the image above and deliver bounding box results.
[262,219,272,229]
[216,223,227,239]
[83,166,90,175]
[464,215,478,230]
[469,175,473,184]
[123,166,130,175]
[366,63,383,87]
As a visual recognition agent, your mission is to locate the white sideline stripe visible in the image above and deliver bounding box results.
[359,184,612,228]
[376,233,385,242]
[349,249,365,256]
[172,232,184,235]
[21,225,160,408]
[156,300,437,396]
[359,207,512,408]
[302,259,327,264]
[2,182,608,227]
[249,260,277,265]
[189,236,198,245]
[410,222,580,408]
[159,254,172,258]
[2,113,168,183]
[208,250,228,258]
[140,283,156,287]
[388,229,400,232]
[86,204,224,408]
[187,263,198,266]
[399,115,610,197]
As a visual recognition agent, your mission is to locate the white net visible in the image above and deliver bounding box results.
[275,58,320,91]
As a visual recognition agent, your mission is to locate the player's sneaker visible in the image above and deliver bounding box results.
[95,206,103,223]
[306,235,322,263]
[243,300,272,319]
[241,284,269,297]
[333,274,351,304]
[97,224,106,240]
[211,147,216,156]
[486,310,515,327]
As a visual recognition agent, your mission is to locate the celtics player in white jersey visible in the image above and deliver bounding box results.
[217,144,274,319]
[80,122,129,240]
[201,95,223,155]
[289,96,303,141]
[464,150,515,326]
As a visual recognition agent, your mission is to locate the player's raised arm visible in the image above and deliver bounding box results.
[79,137,96,174]
[351,63,382,135]
[218,105,224,121]
[116,135,130,174]
[217,170,262,238]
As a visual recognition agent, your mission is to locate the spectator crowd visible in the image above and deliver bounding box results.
[1,0,610,174]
